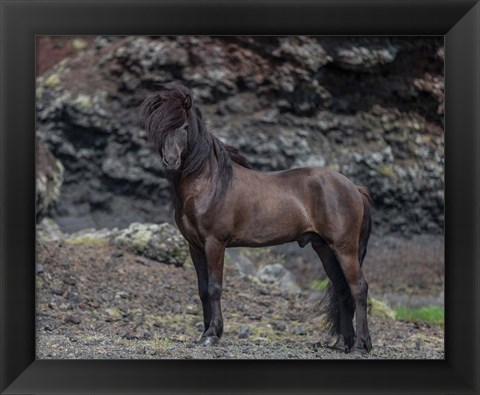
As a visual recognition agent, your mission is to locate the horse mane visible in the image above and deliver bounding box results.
[139,84,250,202]
[224,144,251,169]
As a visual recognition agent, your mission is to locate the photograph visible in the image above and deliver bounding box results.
[35,35,445,360]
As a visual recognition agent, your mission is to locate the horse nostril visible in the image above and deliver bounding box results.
[162,156,181,170]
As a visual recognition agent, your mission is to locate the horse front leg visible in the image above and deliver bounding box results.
[189,244,211,335]
[197,238,226,346]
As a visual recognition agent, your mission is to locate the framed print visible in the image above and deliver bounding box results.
[1,0,479,394]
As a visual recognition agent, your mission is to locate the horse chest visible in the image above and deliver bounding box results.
[175,207,209,247]
[176,213,196,241]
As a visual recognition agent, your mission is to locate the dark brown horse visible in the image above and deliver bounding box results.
[140,85,373,353]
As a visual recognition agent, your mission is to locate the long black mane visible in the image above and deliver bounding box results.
[139,84,250,201]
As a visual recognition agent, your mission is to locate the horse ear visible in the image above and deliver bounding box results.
[183,94,192,111]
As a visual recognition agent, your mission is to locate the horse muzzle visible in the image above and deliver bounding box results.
[162,157,181,171]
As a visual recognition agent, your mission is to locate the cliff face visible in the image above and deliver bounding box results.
[36,36,444,234]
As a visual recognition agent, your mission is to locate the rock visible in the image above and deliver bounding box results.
[36,138,64,221]
[112,222,189,266]
[334,45,398,71]
[104,307,122,322]
[36,217,65,242]
[271,321,287,332]
[226,249,256,277]
[51,286,64,296]
[36,219,190,268]
[368,297,396,319]
[63,276,76,286]
[293,326,307,336]
[238,326,251,339]
[66,315,81,325]
[257,263,301,295]
[272,37,331,72]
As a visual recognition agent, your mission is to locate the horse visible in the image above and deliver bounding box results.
[139,84,373,353]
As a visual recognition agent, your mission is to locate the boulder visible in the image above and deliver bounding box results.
[112,222,189,266]
[37,219,190,267]
[257,263,301,295]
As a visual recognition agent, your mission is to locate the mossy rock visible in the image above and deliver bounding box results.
[368,297,396,319]
[36,217,65,242]
[377,165,396,179]
[113,222,189,266]
[104,307,122,322]
[74,94,92,109]
[65,234,109,245]
[44,73,60,88]
[64,228,112,245]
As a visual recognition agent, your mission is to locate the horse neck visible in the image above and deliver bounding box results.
[170,140,222,208]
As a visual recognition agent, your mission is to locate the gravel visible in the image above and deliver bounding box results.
[36,239,444,360]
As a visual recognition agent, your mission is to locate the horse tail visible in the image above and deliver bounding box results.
[319,259,350,336]
[357,186,372,267]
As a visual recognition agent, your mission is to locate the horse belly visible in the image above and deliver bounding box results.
[228,200,312,248]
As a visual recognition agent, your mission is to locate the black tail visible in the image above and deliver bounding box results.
[319,260,354,336]
[320,186,372,336]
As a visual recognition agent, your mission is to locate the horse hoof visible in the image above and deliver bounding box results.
[197,336,219,347]
[329,338,349,354]
[353,337,372,353]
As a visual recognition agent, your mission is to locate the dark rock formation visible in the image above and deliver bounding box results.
[36,36,444,234]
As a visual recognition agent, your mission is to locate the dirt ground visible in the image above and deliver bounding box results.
[35,237,444,360]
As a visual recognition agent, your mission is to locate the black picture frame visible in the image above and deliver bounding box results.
[1,0,478,394]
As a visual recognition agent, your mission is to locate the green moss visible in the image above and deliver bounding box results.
[36,276,44,288]
[311,278,329,291]
[79,333,105,342]
[74,94,92,109]
[378,165,396,178]
[149,335,174,350]
[148,314,187,328]
[326,163,340,172]
[394,306,444,326]
[183,256,194,266]
[72,39,88,50]
[115,228,151,253]
[65,235,108,245]
[44,74,60,88]
[105,307,122,321]
[368,297,396,319]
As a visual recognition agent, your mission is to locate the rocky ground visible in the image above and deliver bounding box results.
[35,223,444,360]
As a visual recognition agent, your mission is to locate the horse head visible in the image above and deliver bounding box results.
[139,86,194,172]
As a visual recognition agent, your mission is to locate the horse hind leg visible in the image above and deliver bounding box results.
[312,240,355,352]
[333,248,372,353]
